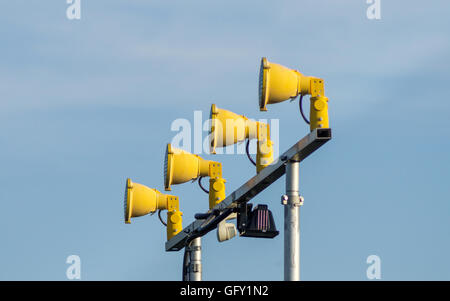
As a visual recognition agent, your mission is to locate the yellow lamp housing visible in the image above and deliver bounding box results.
[124,178,182,240]
[210,104,258,154]
[209,104,273,173]
[164,144,226,209]
[164,143,213,191]
[258,57,329,131]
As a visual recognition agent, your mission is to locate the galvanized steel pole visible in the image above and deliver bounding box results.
[189,237,202,281]
[284,161,300,281]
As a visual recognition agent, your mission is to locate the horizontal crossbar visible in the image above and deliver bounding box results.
[165,128,332,251]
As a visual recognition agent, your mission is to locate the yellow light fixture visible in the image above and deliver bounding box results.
[124,178,182,240]
[209,104,258,154]
[164,143,226,209]
[209,104,273,173]
[258,57,329,131]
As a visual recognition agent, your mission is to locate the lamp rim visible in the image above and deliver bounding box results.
[124,178,133,223]
[164,143,174,191]
[209,104,219,154]
[259,57,270,111]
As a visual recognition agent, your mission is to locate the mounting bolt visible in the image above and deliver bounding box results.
[298,196,305,206]
[281,194,288,205]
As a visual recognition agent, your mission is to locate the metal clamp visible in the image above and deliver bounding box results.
[186,244,201,252]
[281,195,304,206]
[191,263,202,273]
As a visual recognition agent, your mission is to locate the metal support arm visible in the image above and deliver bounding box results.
[166,128,332,252]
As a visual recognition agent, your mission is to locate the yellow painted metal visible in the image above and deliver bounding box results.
[208,162,226,208]
[256,122,274,173]
[259,57,312,111]
[164,143,212,191]
[124,178,167,223]
[309,95,329,131]
[210,104,258,154]
[258,57,330,132]
[209,104,274,173]
[308,78,329,131]
[166,195,183,240]
[309,77,325,98]
[124,178,183,240]
[164,144,226,209]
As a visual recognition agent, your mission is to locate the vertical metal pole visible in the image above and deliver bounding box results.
[284,161,300,281]
[189,237,202,281]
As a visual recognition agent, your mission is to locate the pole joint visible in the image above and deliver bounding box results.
[281,194,304,207]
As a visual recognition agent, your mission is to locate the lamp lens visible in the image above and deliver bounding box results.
[164,145,169,186]
[258,59,264,108]
[124,179,129,221]
[209,105,214,135]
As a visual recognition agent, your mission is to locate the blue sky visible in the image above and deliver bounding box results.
[1,0,450,280]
